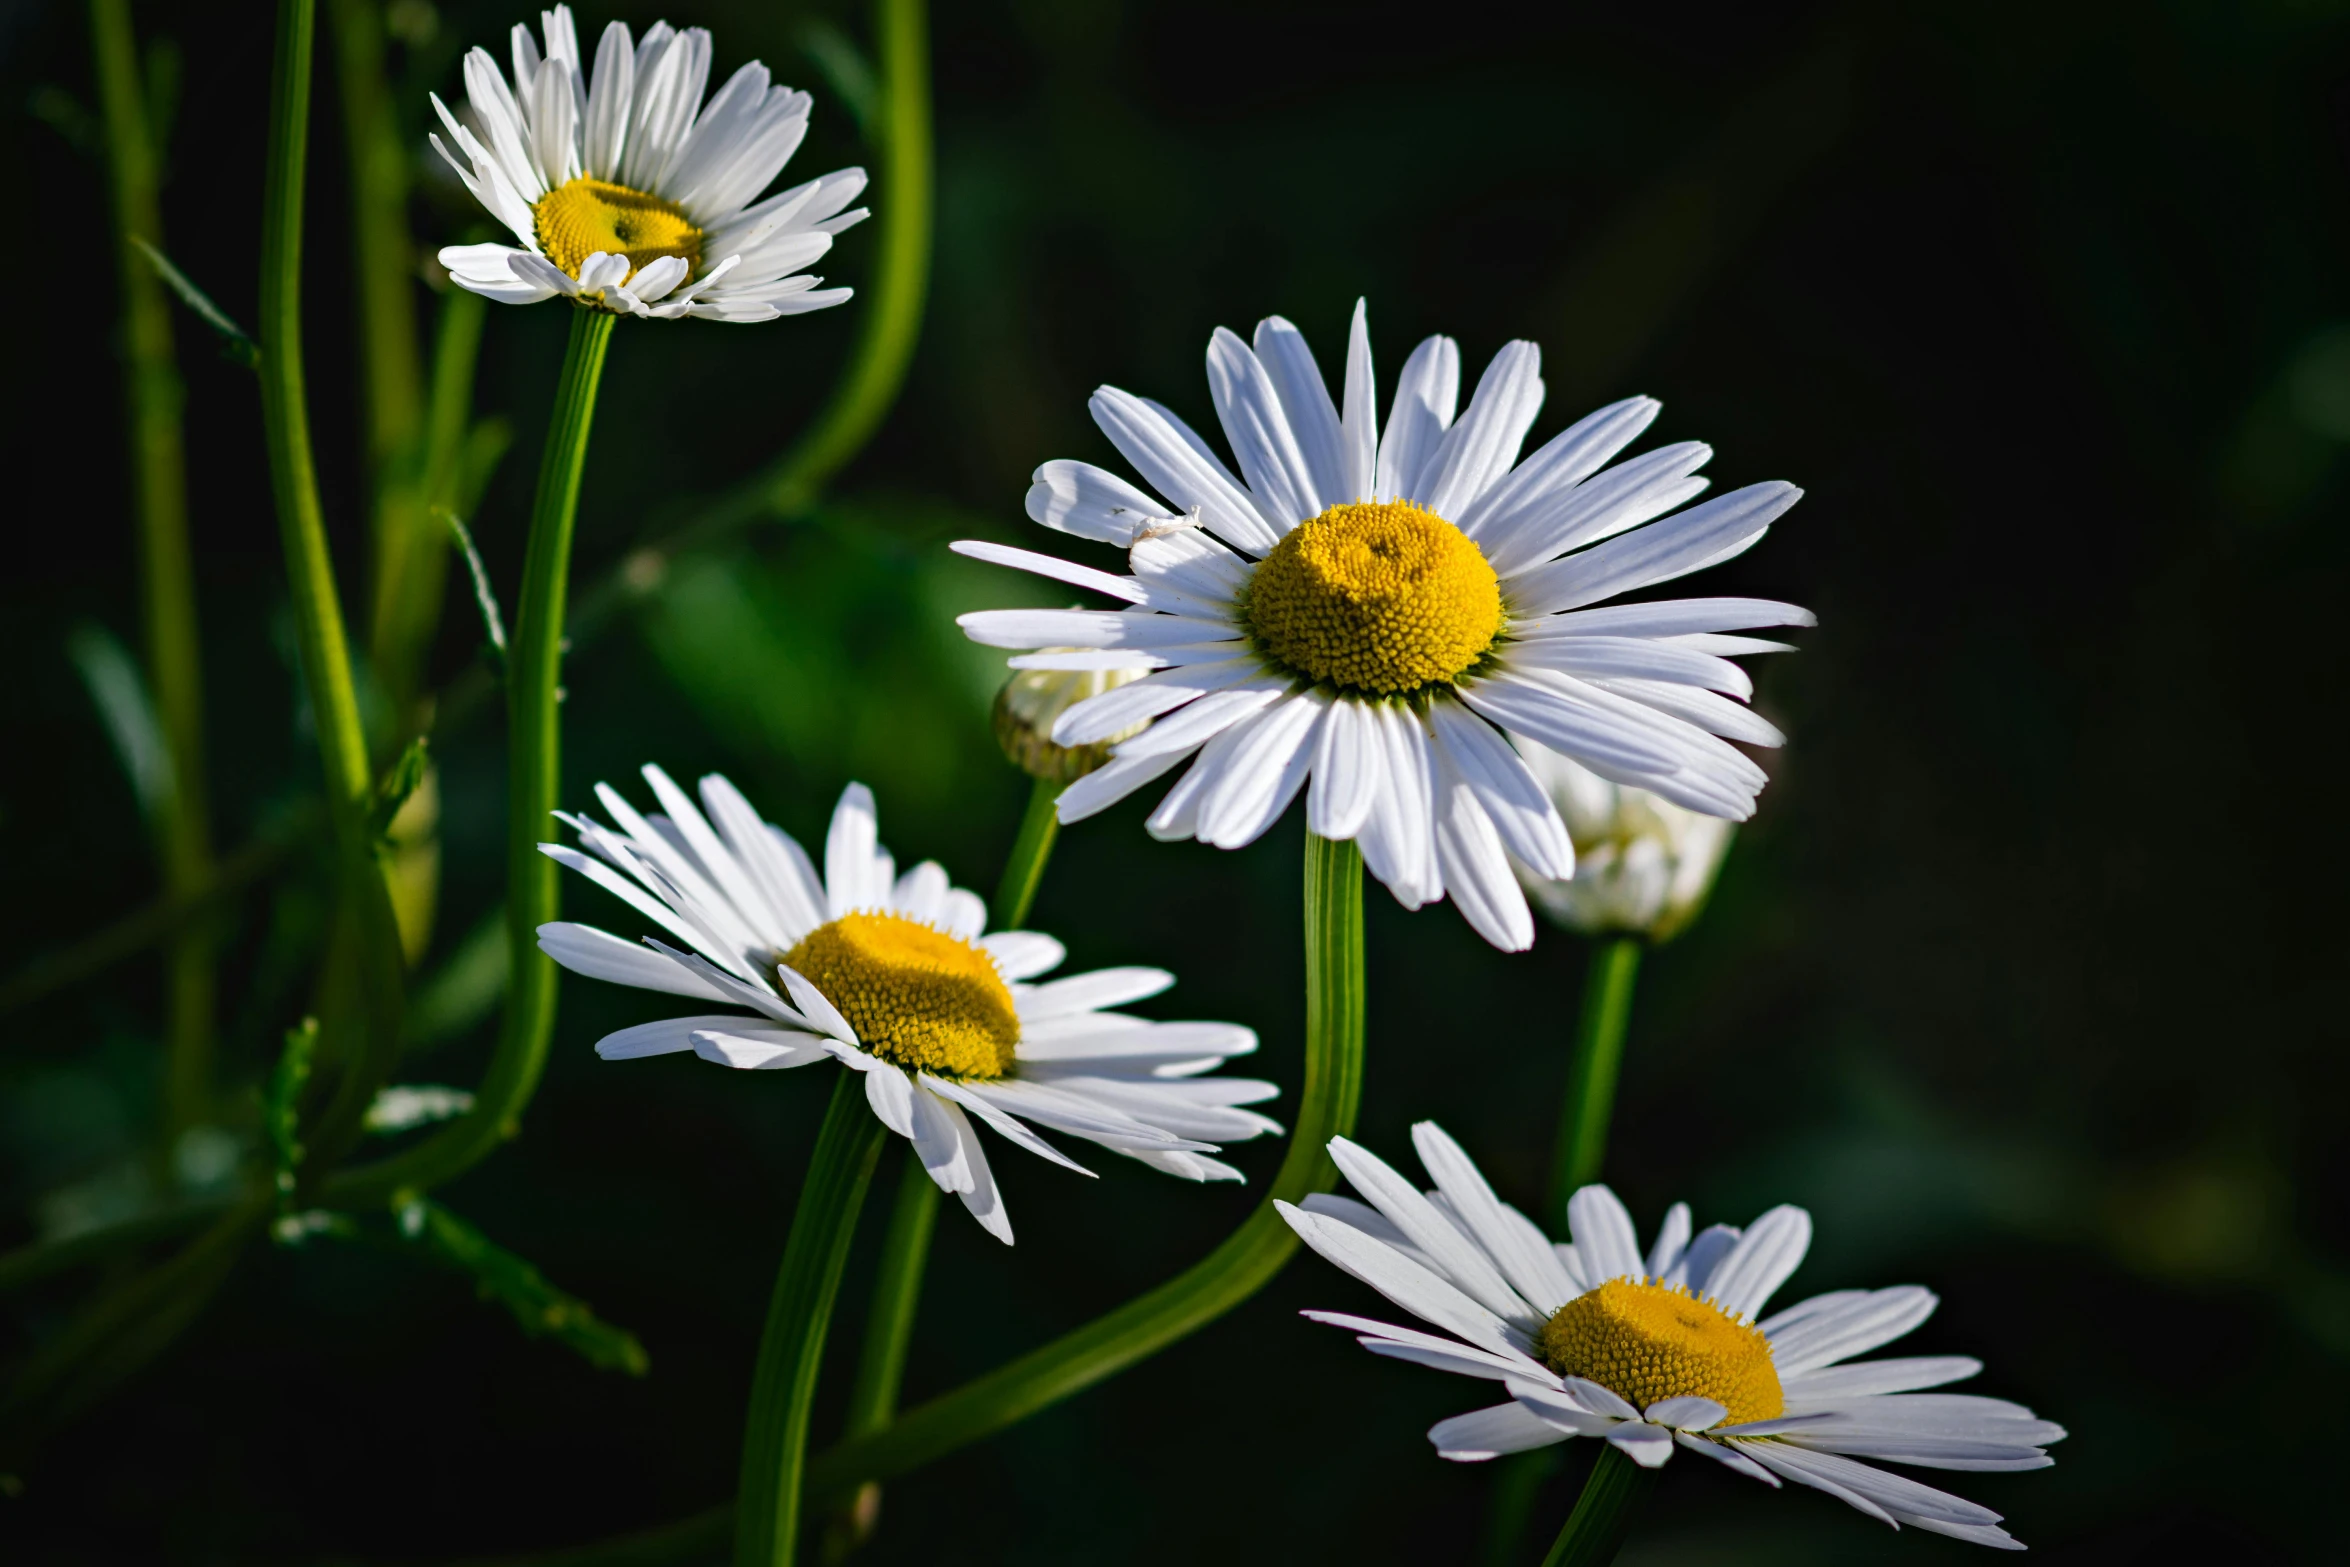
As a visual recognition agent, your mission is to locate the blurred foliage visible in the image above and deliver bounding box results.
[5,0,2349,1561]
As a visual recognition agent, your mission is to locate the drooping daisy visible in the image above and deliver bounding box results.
[429,6,866,321]
[1277,1127,2060,1548]
[1515,743,1737,942]
[953,303,1812,950]
[538,768,1279,1242]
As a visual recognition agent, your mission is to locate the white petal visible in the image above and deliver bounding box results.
[1645,1396,1727,1432]
[1024,459,1176,546]
[858,1055,918,1139]
[1767,1287,1940,1374]
[1462,394,1661,546]
[1305,1310,1550,1383]
[1418,340,1543,520]
[1676,1431,1781,1485]
[1565,1185,1645,1285]
[1426,701,1574,880]
[978,931,1065,980]
[1275,1201,1528,1360]
[1644,1202,1692,1280]
[908,1083,975,1193]
[1375,334,1459,503]
[592,1013,752,1059]
[1053,744,1194,825]
[775,964,859,1044]
[1703,1205,1812,1321]
[948,539,1148,606]
[1782,1357,1982,1400]
[1483,441,1712,576]
[1254,315,1348,509]
[1327,1138,1538,1330]
[537,921,734,1001]
[1197,691,1322,848]
[823,782,890,916]
[1410,1122,1576,1314]
[1508,482,1803,616]
[1207,326,1322,524]
[947,1101,1014,1244]
[1605,1421,1676,1468]
[1090,387,1282,554]
[690,1027,833,1069]
[921,1075,1096,1176]
[1339,299,1379,501]
[1305,695,1382,840]
[1015,966,1175,1018]
[1429,1401,1569,1461]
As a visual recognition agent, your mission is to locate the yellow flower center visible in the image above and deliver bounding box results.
[531,176,703,283]
[1534,1278,1784,1425]
[1243,501,1503,694]
[781,912,1019,1081]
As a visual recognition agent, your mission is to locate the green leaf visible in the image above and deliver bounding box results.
[404,906,509,1051]
[131,237,259,367]
[366,737,431,845]
[263,1017,318,1211]
[438,507,507,659]
[797,19,880,143]
[396,1199,649,1376]
[65,622,175,832]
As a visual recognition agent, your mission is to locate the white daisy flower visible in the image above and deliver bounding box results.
[953,303,1813,950]
[1276,1127,2061,1549]
[429,6,867,321]
[1515,744,1737,941]
[537,768,1279,1243]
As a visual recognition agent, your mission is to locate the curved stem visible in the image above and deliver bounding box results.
[803,833,1365,1500]
[256,0,406,1176]
[331,307,615,1208]
[755,0,930,519]
[90,0,214,1147]
[1545,937,1643,1219]
[736,1072,890,1567]
[1540,1446,1657,1567]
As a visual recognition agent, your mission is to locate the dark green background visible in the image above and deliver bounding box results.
[5,0,2346,1560]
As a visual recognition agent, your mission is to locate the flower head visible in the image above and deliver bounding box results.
[538,768,1279,1242]
[1515,745,1736,941]
[429,6,867,320]
[954,302,1812,951]
[1276,1127,2061,1548]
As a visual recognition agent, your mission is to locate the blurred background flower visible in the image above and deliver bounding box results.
[5,0,2347,1562]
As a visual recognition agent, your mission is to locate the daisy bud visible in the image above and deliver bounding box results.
[1515,744,1734,942]
[991,661,1147,784]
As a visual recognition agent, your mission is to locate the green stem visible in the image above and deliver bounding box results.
[1546,937,1643,1218]
[825,1148,937,1556]
[826,774,1066,1555]
[1539,1446,1657,1567]
[758,0,930,518]
[802,833,1365,1501]
[990,776,1061,931]
[257,0,406,1176]
[330,306,615,1207]
[736,1072,891,1567]
[90,0,214,1148]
